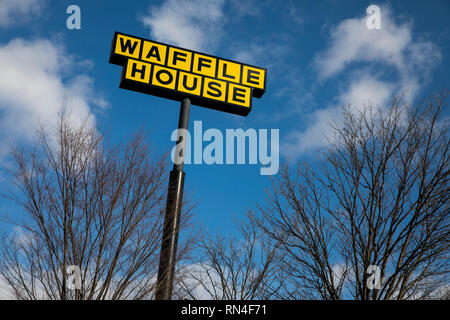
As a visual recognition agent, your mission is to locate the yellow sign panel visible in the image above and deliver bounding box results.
[141,41,167,65]
[178,72,202,96]
[228,83,251,107]
[192,53,216,78]
[109,32,266,116]
[114,34,141,59]
[203,78,227,102]
[167,47,192,72]
[217,60,241,84]
[242,65,265,89]
[152,65,178,90]
[125,59,151,84]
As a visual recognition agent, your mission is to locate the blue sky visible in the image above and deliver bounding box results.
[0,0,449,236]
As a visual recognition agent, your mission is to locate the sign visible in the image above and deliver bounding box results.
[109,32,267,116]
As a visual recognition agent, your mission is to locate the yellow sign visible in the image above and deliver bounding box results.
[109,32,266,116]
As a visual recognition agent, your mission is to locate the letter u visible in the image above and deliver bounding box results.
[182,74,198,91]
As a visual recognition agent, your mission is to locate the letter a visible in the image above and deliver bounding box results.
[367,265,382,290]
[66,5,81,30]
[366,5,381,30]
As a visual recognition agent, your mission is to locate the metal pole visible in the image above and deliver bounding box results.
[155,97,191,300]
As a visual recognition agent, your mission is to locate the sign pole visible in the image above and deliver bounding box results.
[155,97,191,300]
[109,31,267,299]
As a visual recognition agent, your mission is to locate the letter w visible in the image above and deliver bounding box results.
[120,38,138,55]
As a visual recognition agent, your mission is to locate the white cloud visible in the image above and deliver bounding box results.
[0,0,44,27]
[314,11,410,80]
[336,73,395,111]
[0,276,14,299]
[228,0,267,18]
[175,263,222,299]
[231,41,287,66]
[141,0,226,51]
[287,4,303,25]
[283,6,441,158]
[0,38,106,160]
[283,74,395,158]
[313,5,440,89]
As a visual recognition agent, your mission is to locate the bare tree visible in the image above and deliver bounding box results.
[174,217,284,300]
[254,165,350,300]
[0,109,195,300]
[255,92,449,300]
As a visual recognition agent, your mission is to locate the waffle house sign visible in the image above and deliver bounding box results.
[109,32,266,116]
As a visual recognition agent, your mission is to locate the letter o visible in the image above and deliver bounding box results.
[156,69,173,85]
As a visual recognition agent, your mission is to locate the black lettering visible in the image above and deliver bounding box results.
[182,74,198,91]
[131,62,146,80]
[232,87,246,103]
[198,57,212,72]
[207,81,222,97]
[173,51,187,65]
[221,63,235,79]
[156,69,173,85]
[146,46,161,61]
[247,69,260,85]
[119,37,139,55]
